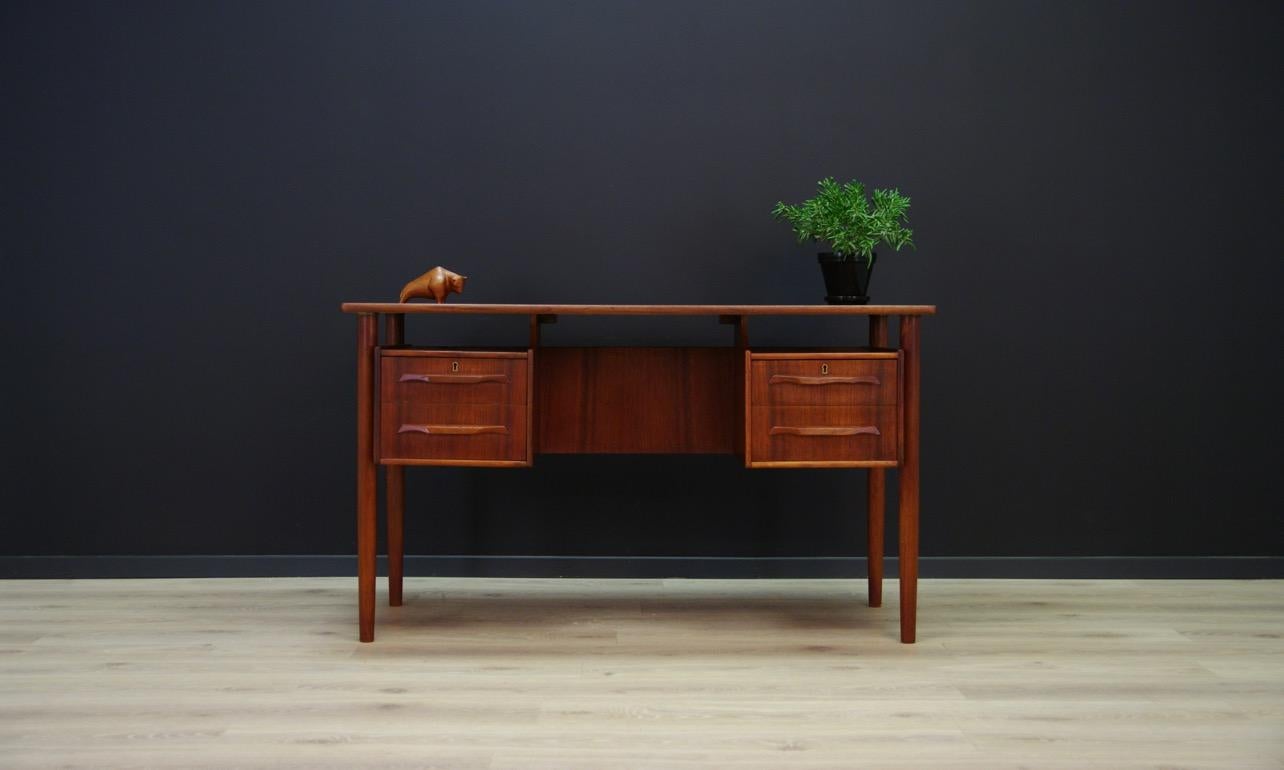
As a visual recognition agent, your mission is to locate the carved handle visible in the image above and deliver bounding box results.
[398,373,508,385]
[769,375,880,386]
[397,424,509,435]
[769,425,881,437]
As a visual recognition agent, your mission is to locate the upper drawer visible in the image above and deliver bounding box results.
[380,350,528,405]
[750,355,898,406]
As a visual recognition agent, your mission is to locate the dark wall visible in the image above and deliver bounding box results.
[4,0,1282,564]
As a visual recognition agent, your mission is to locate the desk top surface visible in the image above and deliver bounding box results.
[341,303,936,316]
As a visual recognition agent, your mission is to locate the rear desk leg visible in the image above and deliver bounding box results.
[385,314,405,607]
[897,316,920,644]
[866,315,888,608]
[356,313,378,642]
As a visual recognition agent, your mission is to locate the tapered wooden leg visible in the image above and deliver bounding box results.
[356,313,378,642]
[867,468,886,608]
[867,316,888,607]
[897,316,920,643]
[386,467,404,607]
[384,314,405,607]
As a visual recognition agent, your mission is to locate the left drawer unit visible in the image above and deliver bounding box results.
[376,349,531,466]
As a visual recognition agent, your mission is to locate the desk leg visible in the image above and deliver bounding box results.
[898,316,920,644]
[356,313,378,642]
[385,314,405,607]
[867,316,888,607]
[867,467,885,607]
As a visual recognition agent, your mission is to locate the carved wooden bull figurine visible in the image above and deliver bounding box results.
[399,266,467,303]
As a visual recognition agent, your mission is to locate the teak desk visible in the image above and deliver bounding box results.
[340,303,935,643]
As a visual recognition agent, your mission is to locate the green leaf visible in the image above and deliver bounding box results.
[773,178,914,260]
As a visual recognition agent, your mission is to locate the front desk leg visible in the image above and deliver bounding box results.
[356,313,378,642]
[898,316,920,643]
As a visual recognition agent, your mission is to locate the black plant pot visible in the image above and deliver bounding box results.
[818,252,875,304]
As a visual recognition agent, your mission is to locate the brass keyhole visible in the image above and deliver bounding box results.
[451,361,460,372]
[821,363,829,375]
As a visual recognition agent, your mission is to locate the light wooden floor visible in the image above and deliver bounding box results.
[1,578,1281,769]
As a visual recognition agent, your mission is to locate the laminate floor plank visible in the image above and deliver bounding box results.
[0,578,1281,769]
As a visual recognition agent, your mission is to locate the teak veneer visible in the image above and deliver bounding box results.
[342,303,934,643]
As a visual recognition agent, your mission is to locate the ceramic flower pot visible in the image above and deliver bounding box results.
[818,252,875,304]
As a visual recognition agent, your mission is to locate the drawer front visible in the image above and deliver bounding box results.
[379,403,527,464]
[751,357,898,407]
[381,353,527,406]
[750,405,898,465]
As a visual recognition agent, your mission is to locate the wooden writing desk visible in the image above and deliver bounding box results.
[339,303,935,643]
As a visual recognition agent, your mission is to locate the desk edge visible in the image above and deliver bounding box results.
[340,303,937,316]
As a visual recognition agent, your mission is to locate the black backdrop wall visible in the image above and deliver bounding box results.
[4,1,1282,576]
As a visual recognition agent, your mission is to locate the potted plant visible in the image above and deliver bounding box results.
[773,177,914,304]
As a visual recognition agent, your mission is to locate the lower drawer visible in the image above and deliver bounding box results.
[378,403,528,465]
[749,405,898,466]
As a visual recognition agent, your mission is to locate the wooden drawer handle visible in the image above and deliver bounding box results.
[398,373,508,385]
[768,375,880,386]
[769,425,881,437]
[397,424,509,436]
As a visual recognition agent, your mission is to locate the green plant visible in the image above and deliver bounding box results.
[772,178,914,266]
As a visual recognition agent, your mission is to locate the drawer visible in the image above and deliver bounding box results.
[379,403,528,465]
[381,351,527,406]
[750,356,898,407]
[749,405,898,465]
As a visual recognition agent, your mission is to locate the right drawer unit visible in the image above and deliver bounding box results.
[747,352,901,467]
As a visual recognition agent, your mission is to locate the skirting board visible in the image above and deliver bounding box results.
[1,555,1281,579]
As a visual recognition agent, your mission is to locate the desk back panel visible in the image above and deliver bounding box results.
[536,347,736,454]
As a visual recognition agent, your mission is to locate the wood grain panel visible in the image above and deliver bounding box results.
[750,405,898,465]
[536,347,736,454]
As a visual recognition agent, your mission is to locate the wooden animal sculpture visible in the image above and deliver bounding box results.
[399,266,467,303]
